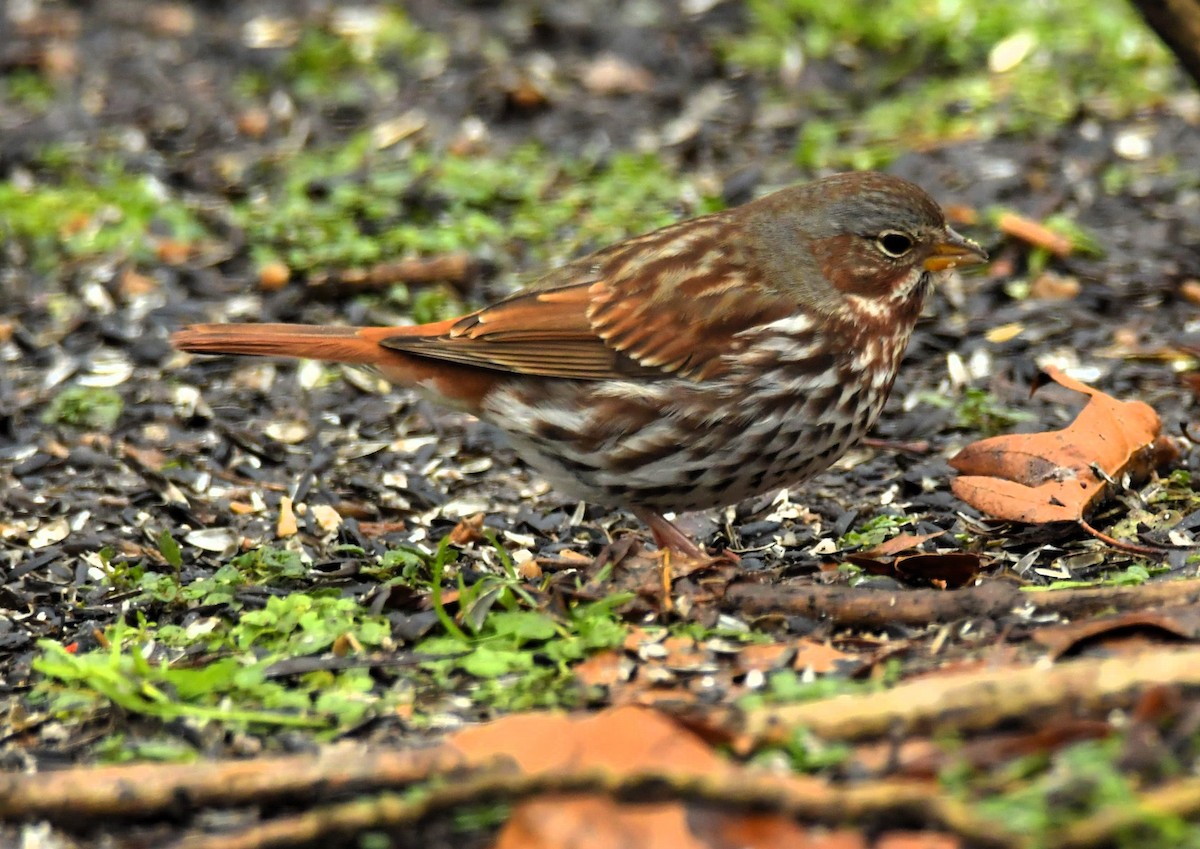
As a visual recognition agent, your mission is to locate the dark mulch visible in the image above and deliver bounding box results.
[2,0,1200,844]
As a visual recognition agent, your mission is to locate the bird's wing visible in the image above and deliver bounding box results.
[383,277,653,380]
[381,212,792,381]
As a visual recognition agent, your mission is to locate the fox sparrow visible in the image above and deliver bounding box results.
[174,171,986,557]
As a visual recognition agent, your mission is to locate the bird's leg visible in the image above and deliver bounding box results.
[632,507,707,559]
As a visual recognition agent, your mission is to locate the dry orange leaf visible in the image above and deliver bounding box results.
[496,796,700,849]
[792,640,855,674]
[735,642,798,673]
[573,649,627,689]
[949,367,1164,525]
[862,531,946,558]
[497,797,842,849]
[875,831,963,849]
[453,706,726,849]
[450,707,838,849]
[447,512,486,545]
[448,705,723,777]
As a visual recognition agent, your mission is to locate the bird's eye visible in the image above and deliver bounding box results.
[875,231,914,258]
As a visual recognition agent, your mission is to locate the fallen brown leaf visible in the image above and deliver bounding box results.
[448,705,722,776]
[844,532,983,589]
[875,831,962,849]
[447,512,486,545]
[950,366,1168,530]
[792,640,855,674]
[1030,607,1200,659]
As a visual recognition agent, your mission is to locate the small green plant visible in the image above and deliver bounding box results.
[226,592,392,655]
[156,530,183,571]
[230,546,310,581]
[783,727,853,772]
[41,386,124,430]
[839,514,910,549]
[362,544,428,582]
[1027,563,1165,591]
[946,737,1192,846]
[740,659,902,711]
[32,531,636,747]
[415,536,630,710]
[277,9,447,101]
[33,622,331,729]
[1167,469,1192,488]
[92,733,199,764]
[919,387,1035,436]
[31,538,409,738]
[956,387,1036,434]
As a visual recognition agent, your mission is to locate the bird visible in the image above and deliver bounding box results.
[173,171,986,559]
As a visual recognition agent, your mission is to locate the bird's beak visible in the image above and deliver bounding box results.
[924,227,988,272]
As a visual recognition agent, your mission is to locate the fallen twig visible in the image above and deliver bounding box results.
[725,577,1200,628]
[304,252,476,293]
[996,211,1073,256]
[0,745,486,821]
[1048,775,1200,848]
[741,645,1200,747]
[168,769,1014,849]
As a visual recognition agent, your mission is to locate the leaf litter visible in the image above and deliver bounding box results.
[2,2,1200,848]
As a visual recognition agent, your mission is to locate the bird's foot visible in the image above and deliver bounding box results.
[632,507,740,565]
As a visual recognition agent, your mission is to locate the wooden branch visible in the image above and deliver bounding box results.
[168,770,1012,849]
[0,745,486,821]
[724,577,1200,628]
[742,645,1200,747]
[1128,0,1200,86]
[303,252,476,293]
[1048,775,1200,848]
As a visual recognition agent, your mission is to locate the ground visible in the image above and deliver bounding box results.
[2,1,1200,847]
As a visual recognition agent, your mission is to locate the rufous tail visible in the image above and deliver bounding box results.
[172,323,406,365]
[171,322,495,412]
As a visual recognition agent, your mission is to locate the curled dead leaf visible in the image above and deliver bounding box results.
[843,531,984,589]
[448,512,486,545]
[950,367,1168,526]
[1030,608,1200,659]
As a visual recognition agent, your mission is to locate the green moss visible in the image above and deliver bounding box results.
[839,513,911,549]
[917,387,1036,436]
[2,69,58,110]
[725,0,1177,169]
[946,737,1197,847]
[0,150,206,270]
[275,9,447,102]
[234,138,704,279]
[41,386,124,431]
